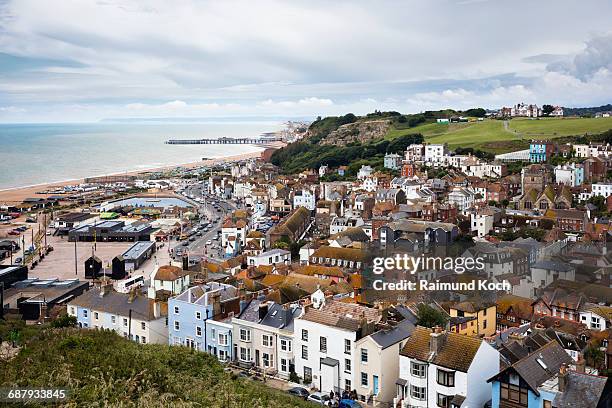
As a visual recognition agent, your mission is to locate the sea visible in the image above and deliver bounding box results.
[0,121,281,190]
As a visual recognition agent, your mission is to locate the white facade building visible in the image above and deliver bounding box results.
[394,327,499,408]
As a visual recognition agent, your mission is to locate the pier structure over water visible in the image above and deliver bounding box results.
[166,136,282,145]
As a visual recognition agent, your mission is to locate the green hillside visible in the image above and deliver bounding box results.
[0,324,313,407]
[387,116,612,153]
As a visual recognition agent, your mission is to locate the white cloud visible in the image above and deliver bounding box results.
[0,0,610,121]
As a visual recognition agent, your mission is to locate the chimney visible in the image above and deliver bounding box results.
[575,353,586,373]
[99,282,113,298]
[127,288,137,304]
[558,364,568,392]
[153,301,161,319]
[430,327,447,355]
[258,302,269,321]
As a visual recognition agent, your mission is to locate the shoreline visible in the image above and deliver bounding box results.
[0,142,284,204]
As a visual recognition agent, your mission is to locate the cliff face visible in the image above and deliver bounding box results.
[313,119,392,146]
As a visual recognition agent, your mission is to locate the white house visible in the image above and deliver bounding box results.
[579,304,611,331]
[68,283,168,345]
[150,265,190,295]
[293,189,316,211]
[424,144,448,165]
[357,165,374,180]
[591,183,612,198]
[232,299,302,380]
[246,248,291,267]
[293,299,382,396]
[394,327,499,408]
[448,187,475,211]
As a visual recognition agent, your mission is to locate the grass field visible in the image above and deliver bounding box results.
[385,116,612,153]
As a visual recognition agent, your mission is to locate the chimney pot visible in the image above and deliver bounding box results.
[558,364,568,392]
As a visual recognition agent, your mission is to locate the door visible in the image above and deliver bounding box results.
[373,375,379,395]
[255,349,260,367]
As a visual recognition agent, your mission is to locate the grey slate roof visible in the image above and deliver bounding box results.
[69,287,162,321]
[489,340,573,395]
[369,319,414,349]
[553,371,609,408]
[532,260,574,272]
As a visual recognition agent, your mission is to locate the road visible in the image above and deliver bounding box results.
[168,182,240,264]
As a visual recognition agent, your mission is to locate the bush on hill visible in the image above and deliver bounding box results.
[0,325,314,407]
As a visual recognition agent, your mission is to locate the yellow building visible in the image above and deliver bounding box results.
[449,300,497,337]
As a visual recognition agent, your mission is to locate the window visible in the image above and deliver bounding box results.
[196,326,202,337]
[141,336,146,344]
[240,347,251,362]
[320,336,327,352]
[344,339,351,354]
[280,338,291,352]
[239,328,251,342]
[411,385,426,400]
[111,315,116,324]
[302,329,308,341]
[174,321,180,331]
[543,400,552,408]
[218,333,228,346]
[411,362,426,378]
[361,372,368,387]
[218,349,227,361]
[83,310,88,318]
[123,318,128,327]
[345,358,351,373]
[281,358,288,372]
[263,353,273,367]
[361,348,368,363]
[174,306,179,314]
[195,311,201,320]
[302,345,308,359]
[304,367,312,383]
[141,322,146,330]
[437,393,451,408]
[437,369,455,387]
[344,379,351,392]
[94,312,99,320]
[262,334,273,347]
[70,307,75,315]
[500,382,528,406]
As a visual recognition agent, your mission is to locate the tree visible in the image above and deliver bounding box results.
[51,314,77,328]
[542,104,555,116]
[464,108,486,118]
[416,304,448,328]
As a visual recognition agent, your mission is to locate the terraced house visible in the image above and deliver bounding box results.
[167,282,240,362]
[232,298,302,380]
[68,283,168,345]
[395,327,499,408]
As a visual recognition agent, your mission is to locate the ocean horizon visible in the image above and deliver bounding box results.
[0,122,280,190]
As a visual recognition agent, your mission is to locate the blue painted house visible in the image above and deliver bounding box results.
[529,140,555,163]
[488,339,610,408]
[168,282,242,362]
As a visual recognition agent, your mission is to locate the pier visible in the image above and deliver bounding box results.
[166,136,282,145]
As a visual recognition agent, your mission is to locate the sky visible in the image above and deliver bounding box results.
[0,0,611,123]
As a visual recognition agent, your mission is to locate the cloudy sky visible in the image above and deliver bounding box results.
[0,0,611,122]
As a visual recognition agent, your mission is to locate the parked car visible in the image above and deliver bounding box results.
[307,392,331,405]
[14,257,22,264]
[287,387,309,400]
[182,241,189,247]
[339,400,362,408]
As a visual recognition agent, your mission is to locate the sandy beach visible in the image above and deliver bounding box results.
[0,142,284,204]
